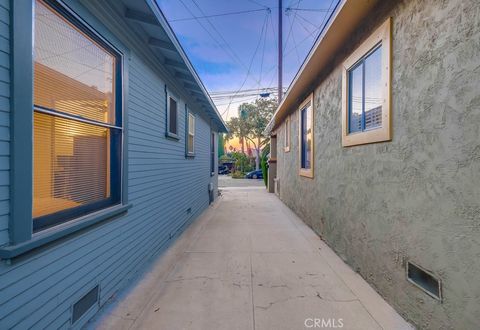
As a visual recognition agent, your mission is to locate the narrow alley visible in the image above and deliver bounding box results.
[91,183,412,330]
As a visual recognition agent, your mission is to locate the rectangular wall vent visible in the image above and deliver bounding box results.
[72,285,99,324]
[407,262,442,301]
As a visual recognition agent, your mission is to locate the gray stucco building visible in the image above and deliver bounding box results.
[267,0,480,328]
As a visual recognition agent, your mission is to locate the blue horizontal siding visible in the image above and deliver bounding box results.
[0,0,8,12]
[0,17,217,329]
[0,0,8,248]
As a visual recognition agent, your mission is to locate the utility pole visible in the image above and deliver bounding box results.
[278,0,283,104]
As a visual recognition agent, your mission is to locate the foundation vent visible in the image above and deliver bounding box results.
[72,285,99,324]
[407,262,442,301]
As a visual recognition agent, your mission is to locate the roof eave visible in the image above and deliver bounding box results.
[144,0,228,133]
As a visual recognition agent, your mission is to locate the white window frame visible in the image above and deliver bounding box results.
[186,111,195,156]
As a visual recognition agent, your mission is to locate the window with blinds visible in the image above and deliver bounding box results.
[33,0,122,231]
[187,112,195,155]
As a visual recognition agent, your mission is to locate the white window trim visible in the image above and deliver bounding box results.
[187,112,195,156]
[341,17,392,147]
[298,93,314,178]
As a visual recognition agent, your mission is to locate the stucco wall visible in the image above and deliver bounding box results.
[276,0,480,328]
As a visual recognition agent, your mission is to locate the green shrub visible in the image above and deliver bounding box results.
[231,171,244,179]
[261,154,268,187]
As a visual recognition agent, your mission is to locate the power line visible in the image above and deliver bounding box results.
[169,8,268,22]
[282,0,336,59]
[211,87,284,96]
[222,13,269,118]
[190,0,269,89]
[283,0,302,66]
[177,0,265,88]
[247,0,270,9]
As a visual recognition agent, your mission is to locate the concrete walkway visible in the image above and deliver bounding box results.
[218,175,265,187]
[90,187,412,330]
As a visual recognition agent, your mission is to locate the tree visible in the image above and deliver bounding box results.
[226,97,276,170]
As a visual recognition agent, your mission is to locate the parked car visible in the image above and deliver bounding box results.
[218,165,230,175]
[245,169,263,179]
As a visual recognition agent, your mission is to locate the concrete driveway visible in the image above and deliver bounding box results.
[90,187,412,330]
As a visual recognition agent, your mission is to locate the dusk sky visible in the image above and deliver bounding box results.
[156,0,339,120]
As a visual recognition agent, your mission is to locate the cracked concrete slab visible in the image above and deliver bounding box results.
[88,187,412,330]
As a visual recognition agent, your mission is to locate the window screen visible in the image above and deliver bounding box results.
[33,0,121,231]
[169,97,178,135]
[348,45,382,133]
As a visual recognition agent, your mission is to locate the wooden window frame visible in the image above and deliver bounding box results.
[284,115,290,152]
[342,17,392,147]
[298,93,314,178]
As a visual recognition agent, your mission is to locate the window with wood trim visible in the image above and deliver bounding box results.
[167,94,178,137]
[284,115,290,152]
[33,0,122,231]
[342,17,392,147]
[298,94,314,178]
[187,112,195,156]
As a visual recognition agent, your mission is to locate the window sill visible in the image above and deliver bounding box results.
[185,153,195,158]
[299,168,314,178]
[0,203,132,261]
[165,132,179,140]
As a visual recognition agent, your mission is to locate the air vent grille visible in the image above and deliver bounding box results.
[407,262,442,301]
[72,285,99,324]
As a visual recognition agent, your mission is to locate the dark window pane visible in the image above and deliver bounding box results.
[301,106,311,170]
[348,65,363,133]
[364,46,382,130]
[34,0,116,124]
[169,97,177,134]
[305,106,312,169]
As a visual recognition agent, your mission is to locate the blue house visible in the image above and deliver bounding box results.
[0,0,227,328]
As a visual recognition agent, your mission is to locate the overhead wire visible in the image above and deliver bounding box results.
[178,0,265,88]
[190,0,269,89]
[221,13,269,118]
[246,0,270,10]
[169,8,268,22]
[284,0,302,64]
